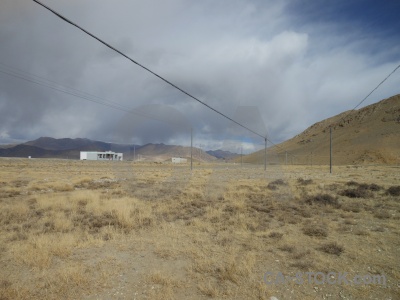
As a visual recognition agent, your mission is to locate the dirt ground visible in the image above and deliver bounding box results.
[0,158,399,300]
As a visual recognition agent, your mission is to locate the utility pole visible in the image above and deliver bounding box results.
[330,127,332,174]
[264,138,267,171]
[241,146,243,167]
[285,151,287,165]
[311,151,313,167]
[133,145,135,162]
[190,128,193,171]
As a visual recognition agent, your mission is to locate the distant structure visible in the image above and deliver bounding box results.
[171,157,187,163]
[80,151,123,161]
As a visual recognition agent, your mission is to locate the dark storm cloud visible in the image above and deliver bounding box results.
[0,0,399,148]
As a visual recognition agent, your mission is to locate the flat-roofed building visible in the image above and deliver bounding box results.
[80,151,123,161]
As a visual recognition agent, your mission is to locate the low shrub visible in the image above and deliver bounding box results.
[358,183,382,191]
[387,186,400,197]
[269,232,283,239]
[346,181,359,186]
[304,194,339,207]
[268,179,287,190]
[297,178,313,185]
[340,188,372,198]
[270,179,286,186]
[302,225,328,237]
[318,242,344,256]
[374,210,391,219]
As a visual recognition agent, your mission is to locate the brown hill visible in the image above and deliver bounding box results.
[134,143,216,162]
[0,138,217,162]
[241,94,400,165]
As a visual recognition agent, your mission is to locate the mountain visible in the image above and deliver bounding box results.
[23,137,111,151]
[239,94,400,165]
[2,94,398,164]
[0,138,216,162]
[206,149,240,160]
[134,143,216,162]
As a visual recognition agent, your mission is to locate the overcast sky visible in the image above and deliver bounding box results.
[1,0,399,152]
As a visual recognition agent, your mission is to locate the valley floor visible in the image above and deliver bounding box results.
[0,159,399,299]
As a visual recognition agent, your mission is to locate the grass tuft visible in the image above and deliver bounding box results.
[318,242,344,256]
[386,186,400,196]
[302,225,328,237]
[269,232,284,239]
[297,178,313,185]
[304,194,339,207]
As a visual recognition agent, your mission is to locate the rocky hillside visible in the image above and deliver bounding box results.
[240,94,400,165]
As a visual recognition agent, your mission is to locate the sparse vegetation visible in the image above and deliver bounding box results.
[340,187,373,198]
[297,178,313,185]
[267,179,286,190]
[318,242,344,256]
[0,159,399,299]
[387,185,400,196]
[302,225,328,237]
[304,193,340,207]
[374,209,391,219]
[269,232,284,239]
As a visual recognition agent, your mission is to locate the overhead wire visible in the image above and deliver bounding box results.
[332,63,400,127]
[268,63,400,160]
[32,0,267,141]
[31,0,400,163]
[0,62,191,128]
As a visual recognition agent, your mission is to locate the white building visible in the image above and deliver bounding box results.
[80,151,123,161]
[171,157,187,163]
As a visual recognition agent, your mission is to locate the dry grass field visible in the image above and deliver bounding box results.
[0,158,399,300]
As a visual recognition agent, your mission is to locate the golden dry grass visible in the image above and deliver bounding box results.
[0,158,399,299]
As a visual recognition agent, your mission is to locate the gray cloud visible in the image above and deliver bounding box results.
[0,0,399,148]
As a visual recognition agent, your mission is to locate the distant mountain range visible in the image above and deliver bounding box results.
[3,94,398,165]
[0,137,236,162]
[206,149,240,160]
[238,94,400,165]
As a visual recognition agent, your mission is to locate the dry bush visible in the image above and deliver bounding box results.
[267,179,286,190]
[341,201,362,213]
[73,177,93,188]
[373,209,391,219]
[363,183,382,191]
[146,271,180,287]
[278,244,295,253]
[0,279,30,300]
[297,178,313,185]
[0,187,21,198]
[0,201,30,225]
[304,194,339,207]
[354,229,369,236]
[298,207,312,218]
[302,225,328,237]
[386,185,400,196]
[317,242,344,256]
[11,179,30,188]
[197,281,219,298]
[290,260,314,271]
[336,224,352,234]
[340,188,372,198]
[346,180,360,186]
[291,249,311,260]
[50,183,74,192]
[343,219,357,225]
[10,233,78,269]
[346,181,382,191]
[268,232,283,239]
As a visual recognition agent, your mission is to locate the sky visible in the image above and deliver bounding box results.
[0,0,399,152]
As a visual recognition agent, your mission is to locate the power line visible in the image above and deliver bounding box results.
[333,63,400,127]
[32,0,267,140]
[0,62,189,128]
